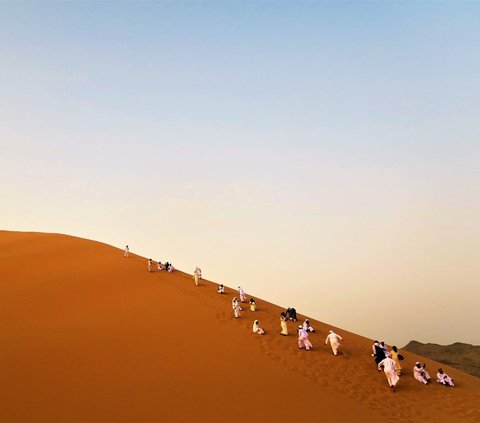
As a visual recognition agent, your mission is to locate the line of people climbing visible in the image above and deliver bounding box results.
[124,244,457,394]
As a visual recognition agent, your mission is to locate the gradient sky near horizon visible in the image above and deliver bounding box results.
[1,2,479,346]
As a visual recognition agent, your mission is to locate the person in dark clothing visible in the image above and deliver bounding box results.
[285,307,297,321]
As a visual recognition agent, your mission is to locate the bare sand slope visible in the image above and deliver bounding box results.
[0,231,479,423]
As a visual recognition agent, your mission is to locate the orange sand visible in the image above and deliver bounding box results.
[0,231,479,423]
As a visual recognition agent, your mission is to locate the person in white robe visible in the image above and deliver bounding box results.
[217,284,225,294]
[298,326,312,351]
[157,261,163,271]
[195,267,202,279]
[325,330,343,356]
[436,368,454,387]
[302,319,315,332]
[124,245,129,257]
[378,357,399,392]
[168,263,175,273]
[148,259,153,272]
[238,286,246,303]
[232,297,241,318]
[280,312,288,336]
[253,320,265,335]
[413,362,431,384]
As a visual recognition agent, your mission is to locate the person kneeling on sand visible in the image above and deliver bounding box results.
[302,319,315,333]
[413,362,431,384]
[437,368,454,387]
[253,320,265,335]
[378,356,399,393]
[249,298,257,311]
[325,330,343,356]
[232,297,241,318]
[280,312,288,336]
[157,261,164,271]
[217,284,225,294]
[167,262,175,272]
[298,325,312,351]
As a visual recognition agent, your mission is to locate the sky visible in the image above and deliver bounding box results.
[1,1,479,346]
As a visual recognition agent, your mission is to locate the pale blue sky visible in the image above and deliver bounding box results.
[1,2,479,346]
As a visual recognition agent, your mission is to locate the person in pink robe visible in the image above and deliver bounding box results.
[297,326,312,351]
[238,286,246,303]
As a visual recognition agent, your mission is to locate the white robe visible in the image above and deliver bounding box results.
[378,358,399,387]
[437,372,454,386]
[218,285,224,294]
[238,287,246,302]
[124,247,129,257]
[298,328,312,350]
[253,322,265,335]
[325,332,343,355]
[302,321,314,332]
[413,366,431,384]
[232,299,241,318]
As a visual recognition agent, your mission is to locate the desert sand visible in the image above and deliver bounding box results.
[0,231,479,423]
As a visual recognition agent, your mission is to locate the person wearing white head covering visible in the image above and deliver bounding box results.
[302,319,315,333]
[253,320,265,335]
[436,368,454,387]
[238,286,246,303]
[325,330,343,356]
[413,362,431,384]
[148,259,153,272]
[378,357,399,392]
[124,245,129,257]
[232,297,241,318]
[298,326,312,351]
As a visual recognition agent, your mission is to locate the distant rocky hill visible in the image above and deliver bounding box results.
[403,340,480,378]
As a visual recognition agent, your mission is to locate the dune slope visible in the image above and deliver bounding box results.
[0,231,479,423]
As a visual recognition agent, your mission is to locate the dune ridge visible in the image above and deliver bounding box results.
[0,230,479,423]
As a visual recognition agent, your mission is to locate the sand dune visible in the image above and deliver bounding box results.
[1,231,479,423]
